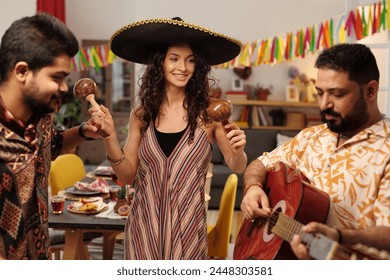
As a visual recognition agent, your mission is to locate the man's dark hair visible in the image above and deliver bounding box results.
[0,13,79,81]
[315,43,379,86]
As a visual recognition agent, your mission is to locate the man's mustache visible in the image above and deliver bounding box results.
[321,109,341,117]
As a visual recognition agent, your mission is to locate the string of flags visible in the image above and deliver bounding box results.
[215,0,389,68]
[71,1,389,72]
[70,44,117,72]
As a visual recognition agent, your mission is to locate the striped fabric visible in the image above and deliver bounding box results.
[124,124,212,259]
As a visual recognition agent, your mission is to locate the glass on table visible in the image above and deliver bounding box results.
[50,195,65,214]
[109,185,121,201]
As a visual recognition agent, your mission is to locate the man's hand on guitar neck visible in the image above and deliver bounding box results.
[291,223,390,260]
[290,222,340,259]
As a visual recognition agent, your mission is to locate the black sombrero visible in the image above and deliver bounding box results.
[109,17,242,65]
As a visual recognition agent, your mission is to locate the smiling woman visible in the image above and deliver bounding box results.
[88,16,247,260]
[163,44,195,91]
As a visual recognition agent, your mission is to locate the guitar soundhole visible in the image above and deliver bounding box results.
[267,207,282,235]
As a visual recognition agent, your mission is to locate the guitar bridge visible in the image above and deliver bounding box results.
[247,218,263,237]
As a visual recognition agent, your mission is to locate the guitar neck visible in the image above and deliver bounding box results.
[271,213,384,260]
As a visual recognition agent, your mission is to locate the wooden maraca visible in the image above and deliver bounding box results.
[207,98,233,132]
[73,78,99,109]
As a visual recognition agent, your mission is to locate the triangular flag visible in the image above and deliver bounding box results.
[285,33,291,60]
[316,22,324,50]
[329,18,334,46]
[310,25,316,52]
[362,6,368,36]
[387,0,390,30]
[355,8,364,40]
[372,3,377,34]
[345,10,356,37]
[277,36,285,63]
[270,37,276,63]
[338,15,347,43]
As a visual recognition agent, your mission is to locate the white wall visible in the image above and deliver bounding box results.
[0,0,36,36]
[0,0,386,109]
[64,0,345,97]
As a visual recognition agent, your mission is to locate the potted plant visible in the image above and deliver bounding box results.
[254,84,273,101]
[114,185,128,212]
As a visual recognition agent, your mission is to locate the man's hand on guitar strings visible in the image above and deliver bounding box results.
[240,185,272,220]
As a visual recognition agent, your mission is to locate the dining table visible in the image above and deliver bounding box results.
[48,163,127,260]
[48,163,212,259]
[49,199,126,260]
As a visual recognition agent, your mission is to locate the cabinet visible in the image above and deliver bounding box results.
[77,40,135,164]
[229,100,321,131]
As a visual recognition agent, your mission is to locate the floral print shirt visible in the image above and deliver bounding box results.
[259,120,390,229]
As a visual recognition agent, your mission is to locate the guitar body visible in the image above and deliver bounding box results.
[233,162,330,260]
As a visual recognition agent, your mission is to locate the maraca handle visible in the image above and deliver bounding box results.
[221,119,233,133]
[85,94,100,109]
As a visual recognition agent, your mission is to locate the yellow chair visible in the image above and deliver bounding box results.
[207,173,238,259]
[49,154,86,196]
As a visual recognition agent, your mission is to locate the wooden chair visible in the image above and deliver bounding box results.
[207,173,238,259]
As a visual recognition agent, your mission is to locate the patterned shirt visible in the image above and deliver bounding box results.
[259,120,390,229]
[0,96,63,259]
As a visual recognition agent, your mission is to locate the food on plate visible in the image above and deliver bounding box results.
[74,178,109,193]
[69,197,104,212]
[94,166,114,176]
[117,204,130,216]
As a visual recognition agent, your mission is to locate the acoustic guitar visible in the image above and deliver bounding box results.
[234,162,330,260]
[233,162,389,260]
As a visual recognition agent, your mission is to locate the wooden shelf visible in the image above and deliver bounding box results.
[251,125,306,130]
[236,124,306,131]
[230,99,321,131]
[230,100,318,108]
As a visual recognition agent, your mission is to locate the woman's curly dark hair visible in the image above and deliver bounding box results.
[135,44,216,143]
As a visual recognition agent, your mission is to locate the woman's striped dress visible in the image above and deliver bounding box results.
[124,124,212,259]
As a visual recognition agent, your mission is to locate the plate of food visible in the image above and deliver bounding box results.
[65,186,101,196]
[67,197,108,214]
[65,178,109,196]
[94,166,114,177]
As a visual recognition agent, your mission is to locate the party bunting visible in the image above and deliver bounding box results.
[214,0,389,69]
[70,44,117,72]
[72,1,389,71]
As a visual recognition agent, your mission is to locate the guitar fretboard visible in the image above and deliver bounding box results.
[272,213,339,259]
[271,212,389,260]
[271,212,302,242]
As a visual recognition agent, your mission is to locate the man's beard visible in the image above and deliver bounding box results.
[320,94,368,134]
[23,86,59,116]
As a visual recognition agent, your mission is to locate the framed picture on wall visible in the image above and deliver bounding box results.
[286,85,300,102]
[231,78,244,91]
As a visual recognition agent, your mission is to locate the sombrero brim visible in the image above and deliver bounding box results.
[109,18,242,65]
